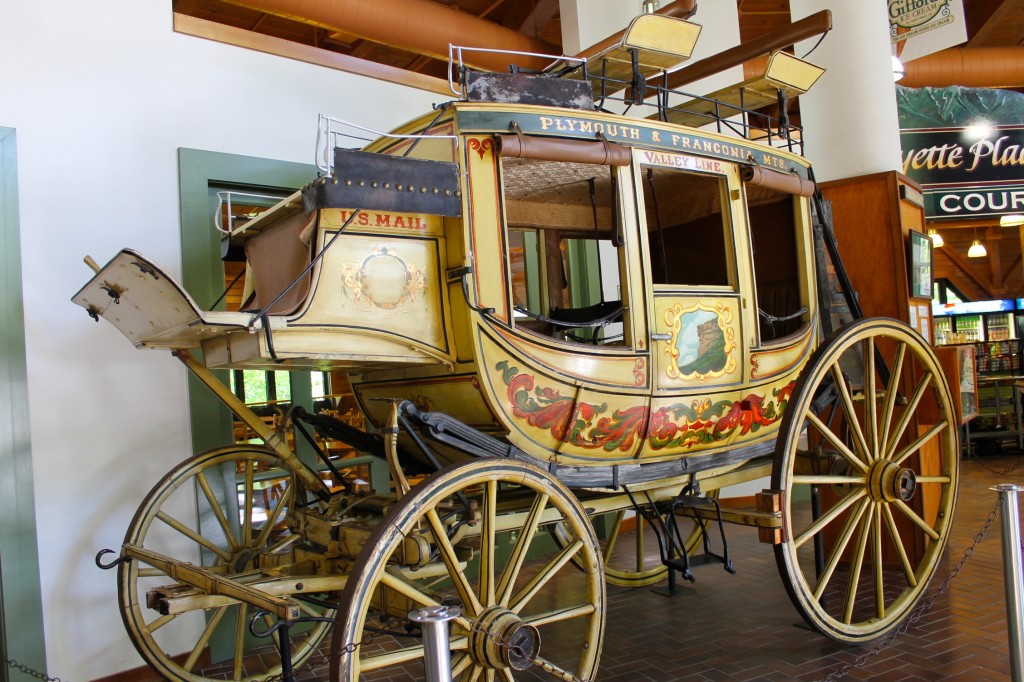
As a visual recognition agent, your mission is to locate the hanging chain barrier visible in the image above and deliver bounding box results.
[981,450,1024,477]
[818,496,1004,682]
[3,657,65,682]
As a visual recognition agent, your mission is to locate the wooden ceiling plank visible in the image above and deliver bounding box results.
[967,0,1024,47]
[938,240,999,299]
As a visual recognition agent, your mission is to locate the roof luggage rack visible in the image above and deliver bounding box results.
[447,13,823,154]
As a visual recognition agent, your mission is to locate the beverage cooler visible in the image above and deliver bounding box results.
[933,299,1015,345]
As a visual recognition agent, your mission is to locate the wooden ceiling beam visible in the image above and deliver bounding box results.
[938,241,999,299]
[517,0,559,38]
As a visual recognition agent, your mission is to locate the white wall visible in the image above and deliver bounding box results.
[791,0,903,181]
[0,1,437,677]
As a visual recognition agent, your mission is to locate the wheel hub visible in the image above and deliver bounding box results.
[868,460,917,502]
[469,607,540,670]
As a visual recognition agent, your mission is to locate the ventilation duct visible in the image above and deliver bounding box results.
[902,47,1024,89]
[226,0,559,72]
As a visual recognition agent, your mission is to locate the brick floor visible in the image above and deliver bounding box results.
[202,454,1023,681]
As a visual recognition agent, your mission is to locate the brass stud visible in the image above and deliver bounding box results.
[319,177,327,185]
[408,185,414,192]
[396,184,403,191]
[384,182,391,189]
[358,180,365,187]
[371,181,378,188]
[443,189,451,196]
[455,190,462,198]
[332,178,339,185]
[345,179,352,186]
[420,186,427,193]
[432,188,439,194]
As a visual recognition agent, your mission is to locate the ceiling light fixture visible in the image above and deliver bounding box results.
[1000,214,1024,227]
[892,55,905,82]
[928,228,944,248]
[968,239,987,258]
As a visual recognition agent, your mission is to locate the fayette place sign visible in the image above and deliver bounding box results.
[900,126,1024,219]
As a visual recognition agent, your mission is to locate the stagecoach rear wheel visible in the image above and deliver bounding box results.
[772,318,958,643]
[549,489,720,588]
[331,459,605,681]
[118,445,334,682]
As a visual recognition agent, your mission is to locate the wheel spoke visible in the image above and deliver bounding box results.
[265,533,301,556]
[524,603,597,627]
[183,605,229,671]
[233,603,248,678]
[360,635,468,671]
[864,337,878,460]
[498,669,515,681]
[263,611,282,650]
[916,475,952,484]
[253,484,294,549]
[878,341,907,457]
[602,511,624,564]
[813,497,870,601]
[497,493,548,606]
[891,420,948,467]
[451,653,472,677]
[894,498,941,541]
[830,363,872,463]
[242,461,255,546]
[793,475,866,486]
[881,503,918,587]
[379,569,473,632]
[793,487,867,549]
[195,470,239,551]
[807,411,869,474]
[882,371,933,459]
[155,511,232,562]
[510,538,583,614]
[873,502,885,621]
[633,512,645,572]
[424,507,484,616]
[843,503,874,624]
[480,480,497,606]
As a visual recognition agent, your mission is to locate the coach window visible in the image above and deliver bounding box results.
[640,165,736,289]
[503,156,628,346]
[745,182,810,343]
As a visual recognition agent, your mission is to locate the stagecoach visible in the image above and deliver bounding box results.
[77,13,958,682]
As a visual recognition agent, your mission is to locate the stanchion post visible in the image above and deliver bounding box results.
[409,605,461,682]
[994,483,1024,682]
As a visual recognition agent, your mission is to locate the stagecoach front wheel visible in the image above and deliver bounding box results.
[331,459,605,681]
[118,445,335,682]
[772,318,958,643]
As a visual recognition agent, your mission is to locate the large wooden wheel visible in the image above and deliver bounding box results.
[331,459,605,681]
[772,318,959,643]
[550,490,719,588]
[118,445,335,682]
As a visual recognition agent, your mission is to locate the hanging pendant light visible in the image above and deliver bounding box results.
[967,226,987,258]
[928,228,944,248]
[967,239,987,258]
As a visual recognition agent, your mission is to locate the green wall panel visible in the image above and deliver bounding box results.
[0,128,47,680]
